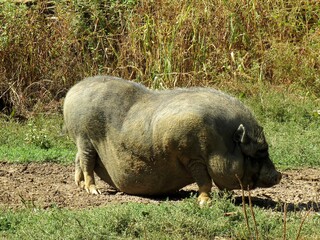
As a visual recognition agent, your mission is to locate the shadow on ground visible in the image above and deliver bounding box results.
[233,196,320,212]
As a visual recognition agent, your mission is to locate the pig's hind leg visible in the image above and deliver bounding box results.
[75,137,101,195]
[74,152,84,187]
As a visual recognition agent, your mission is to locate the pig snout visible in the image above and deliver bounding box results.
[257,168,282,188]
[272,170,282,185]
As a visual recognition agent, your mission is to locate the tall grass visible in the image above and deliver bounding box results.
[0,0,319,116]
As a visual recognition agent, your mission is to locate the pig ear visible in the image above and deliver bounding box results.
[234,124,246,143]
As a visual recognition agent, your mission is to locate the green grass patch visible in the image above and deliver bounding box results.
[1,195,319,239]
[0,114,75,164]
[243,89,320,169]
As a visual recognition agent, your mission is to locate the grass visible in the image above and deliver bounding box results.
[243,89,320,169]
[0,114,75,164]
[1,194,320,240]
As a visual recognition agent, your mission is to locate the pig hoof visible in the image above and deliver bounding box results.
[75,179,80,186]
[86,185,101,195]
[75,181,86,190]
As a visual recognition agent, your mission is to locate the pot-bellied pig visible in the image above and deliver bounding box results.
[63,76,282,205]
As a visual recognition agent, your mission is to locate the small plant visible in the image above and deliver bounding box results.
[24,120,51,150]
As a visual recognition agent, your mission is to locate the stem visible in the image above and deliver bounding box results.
[283,203,287,240]
[295,209,312,240]
[236,175,252,239]
[248,188,259,240]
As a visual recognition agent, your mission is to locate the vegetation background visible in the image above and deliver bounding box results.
[0,0,319,117]
[0,0,320,239]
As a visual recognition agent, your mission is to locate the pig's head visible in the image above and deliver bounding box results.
[233,124,268,158]
[233,124,282,189]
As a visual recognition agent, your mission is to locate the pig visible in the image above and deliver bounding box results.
[63,76,281,205]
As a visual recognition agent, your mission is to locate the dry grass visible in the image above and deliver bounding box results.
[0,0,319,116]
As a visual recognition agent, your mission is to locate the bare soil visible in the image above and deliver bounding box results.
[1,162,319,211]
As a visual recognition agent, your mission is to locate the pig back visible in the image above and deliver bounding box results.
[63,76,149,141]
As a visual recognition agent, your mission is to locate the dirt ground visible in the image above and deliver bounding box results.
[0,162,319,212]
